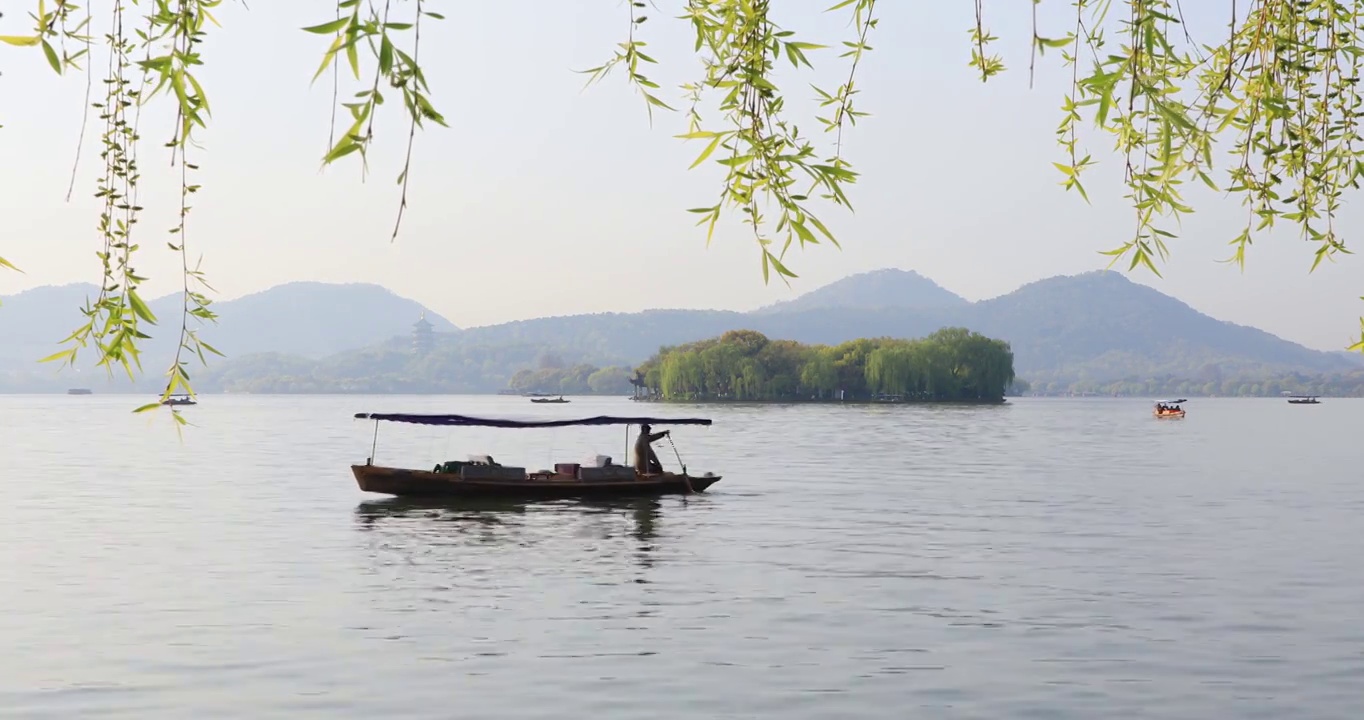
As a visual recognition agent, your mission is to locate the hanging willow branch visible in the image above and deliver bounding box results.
[1,0,451,416]
[1017,0,1364,350]
[0,0,1361,422]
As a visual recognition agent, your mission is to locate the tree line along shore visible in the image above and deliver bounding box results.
[632,328,1016,403]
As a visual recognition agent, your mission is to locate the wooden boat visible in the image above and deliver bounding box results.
[1153,398,1187,418]
[351,412,721,499]
[530,396,569,404]
[1287,395,1321,404]
[161,393,197,406]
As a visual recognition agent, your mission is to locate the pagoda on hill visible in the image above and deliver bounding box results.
[412,312,434,355]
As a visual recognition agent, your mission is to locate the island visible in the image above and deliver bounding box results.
[631,328,1016,403]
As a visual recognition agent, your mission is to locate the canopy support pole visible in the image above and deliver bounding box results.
[368,419,379,465]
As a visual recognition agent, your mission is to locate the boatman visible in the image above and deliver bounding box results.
[634,424,669,475]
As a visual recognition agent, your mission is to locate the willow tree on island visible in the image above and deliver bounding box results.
[639,328,1015,402]
[2,0,1363,419]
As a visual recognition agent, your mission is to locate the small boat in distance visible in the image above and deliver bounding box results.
[67,388,93,395]
[1154,399,1187,418]
[530,396,569,404]
[1287,395,1321,404]
[350,412,721,499]
[161,393,197,406]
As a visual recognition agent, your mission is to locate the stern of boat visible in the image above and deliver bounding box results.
[351,464,435,496]
[351,464,380,493]
[684,474,722,492]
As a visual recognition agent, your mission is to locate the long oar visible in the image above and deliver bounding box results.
[666,434,694,494]
[666,434,686,474]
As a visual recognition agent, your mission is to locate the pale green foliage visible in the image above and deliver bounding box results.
[2,0,230,426]
[984,0,1364,350]
[1,0,446,417]
[1,0,1361,423]
[665,0,877,284]
[580,0,878,283]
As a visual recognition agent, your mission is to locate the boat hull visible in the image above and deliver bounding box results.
[352,464,720,499]
[1154,410,1186,418]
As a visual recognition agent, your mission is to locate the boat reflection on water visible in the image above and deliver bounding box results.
[353,496,685,571]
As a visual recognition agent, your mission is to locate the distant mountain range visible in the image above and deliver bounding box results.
[0,281,456,376]
[2,269,1360,393]
[431,270,1363,376]
[752,268,968,314]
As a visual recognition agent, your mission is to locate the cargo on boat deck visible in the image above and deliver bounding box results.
[459,464,527,481]
[577,465,637,482]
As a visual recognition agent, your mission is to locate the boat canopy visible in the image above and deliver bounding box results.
[1157,398,1188,404]
[353,413,713,428]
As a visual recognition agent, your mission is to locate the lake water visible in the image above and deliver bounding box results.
[2,395,1362,719]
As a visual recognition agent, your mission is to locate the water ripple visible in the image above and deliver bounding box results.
[2,395,1363,718]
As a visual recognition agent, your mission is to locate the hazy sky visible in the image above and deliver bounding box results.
[3,2,1362,351]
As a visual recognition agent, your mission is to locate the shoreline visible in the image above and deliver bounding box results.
[627,397,1011,406]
